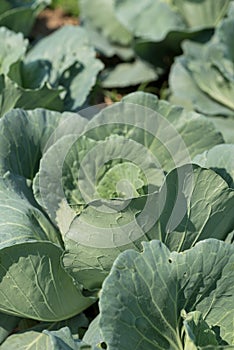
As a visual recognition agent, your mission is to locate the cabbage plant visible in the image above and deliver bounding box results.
[0,92,233,347]
[169,3,234,141]
[80,0,231,88]
[0,25,103,117]
[89,239,234,349]
[117,0,232,77]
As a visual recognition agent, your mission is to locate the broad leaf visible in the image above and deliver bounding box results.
[0,0,50,36]
[209,117,234,143]
[99,239,234,348]
[0,27,27,75]
[26,26,103,110]
[122,92,224,161]
[169,6,234,117]
[0,76,63,116]
[169,53,228,115]
[1,330,54,350]
[8,60,51,90]
[115,0,186,41]
[0,108,65,179]
[154,165,234,252]
[193,144,234,188]
[63,194,158,290]
[82,22,134,60]
[32,114,89,229]
[19,313,88,335]
[80,0,132,46]
[0,75,21,117]
[134,27,213,72]
[7,60,64,112]
[173,0,230,29]
[83,99,223,174]
[0,173,61,250]
[14,82,63,112]
[100,60,158,88]
[0,28,28,116]
[1,326,97,349]
[83,315,104,348]
[0,26,102,113]
[0,174,93,321]
[0,241,94,321]
[182,311,218,348]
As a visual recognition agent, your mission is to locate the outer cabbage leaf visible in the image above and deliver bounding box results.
[83,315,103,348]
[122,92,224,160]
[0,28,29,116]
[0,108,66,179]
[14,82,63,112]
[81,21,134,60]
[8,60,51,89]
[0,0,51,36]
[182,311,218,348]
[0,27,27,76]
[1,326,98,349]
[115,0,186,41]
[169,6,234,118]
[31,114,89,232]
[0,240,94,321]
[193,144,234,188]
[0,77,63,117]
[63,194,159,290]
[100,59,159,88]
[209,117,234,143]
[134,28,213,73]
[7,60,64,112]
[0,108,84,243]
[0,172,61,249]
[83,97,223,173]
[0,173,94,320]
[99,239,234,348]
[80,0,132,45]
[173,0,231,29]
[25,26,104,110]
[18,313,88,334]
[154,165,234,252]
[0,75,21,117]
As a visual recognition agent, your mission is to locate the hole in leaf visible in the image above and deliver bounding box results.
[100,342,107,349]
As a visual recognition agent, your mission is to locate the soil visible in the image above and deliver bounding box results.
[30,7,79,40]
